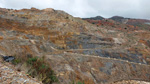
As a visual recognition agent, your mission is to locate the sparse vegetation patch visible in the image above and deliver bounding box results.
[12,54,58,84]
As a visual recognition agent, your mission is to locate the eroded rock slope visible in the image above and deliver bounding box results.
[0,7,150,84]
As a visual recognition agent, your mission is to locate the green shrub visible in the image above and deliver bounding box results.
[27,57,37,65]
[12,54,58,84]
[77,81,84,84]
[12,59,21,65]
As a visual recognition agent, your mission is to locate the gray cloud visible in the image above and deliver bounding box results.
[0,0,150,19]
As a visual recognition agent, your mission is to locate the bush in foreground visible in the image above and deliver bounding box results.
[12,54,58,84]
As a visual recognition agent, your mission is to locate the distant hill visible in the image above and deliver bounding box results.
[83,15,150,30]
[109,16,125,22]
[83,16,104,20]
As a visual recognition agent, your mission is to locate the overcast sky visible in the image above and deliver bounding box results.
[0,0,150,19]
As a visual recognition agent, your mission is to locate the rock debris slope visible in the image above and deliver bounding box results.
[0,7,150,84]
[0,58,41,84]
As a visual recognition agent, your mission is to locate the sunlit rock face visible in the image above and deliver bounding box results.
[0,7,150,84]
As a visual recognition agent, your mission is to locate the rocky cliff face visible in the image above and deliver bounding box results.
[0,7,150,84]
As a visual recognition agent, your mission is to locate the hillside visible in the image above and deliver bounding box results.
[0,7,150,84]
